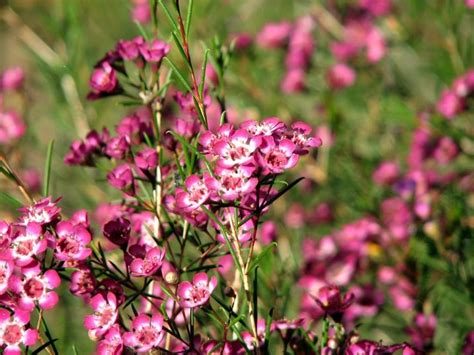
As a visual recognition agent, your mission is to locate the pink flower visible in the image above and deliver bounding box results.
[89,62,118,94]
[314,285,354,316]
[0,67,25,91]
[366,26,386,62]
[54,221,92,261]
[372,161,399,186]
[436,89,464,119]
[107,164,134,194]
[288,121,322,154]
[70,267,96,299]
[214,129,261,168]
[103,217,131,247]
[0,309,38,354]
[281,69,305,93]
[84,292,119,340]
[257,137,299,174]
[134,147,158,172]
[466,0,474,8]
[105,136,130,159]
[9,223,47,266]
[433,137,458,164]
[0,260,14,295]
[129,246,165,277]
[9,264,61,311]
[326,63,356,89]
[205,166,258,201]
[177,272,217,308]
[123,313,164,353]
[17,197,61,227]
[358,0,392,16]
[242,319,267,350]
[406,313,437,349]
[116,36,144,60]
[0,111,26,145]
[241,117,286,137]
[131,0,151,24]
[260,221,277,245]
[256,21,292,48]
[175,175,211,212]
[139,40,170,63]
[97,324,123,355]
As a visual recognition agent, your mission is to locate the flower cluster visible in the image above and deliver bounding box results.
[436,69,474,118]
[0,67,26,146]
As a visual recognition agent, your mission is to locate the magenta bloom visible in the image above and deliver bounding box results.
[326,63,356,90]
[70,268,96,299]
[123,313,164,353]
[84,292,119,340]
[89,62,118,94]
[0,111,26,145]
[0,260,14,295]
[9,223,47,266]
[257,137,299,174]
[314,285,354,315]
[358,0,392,16]
[175,175,210,212]
[0,67,25,91]
[466,0,474,8]
[129,246,165,277]
[214,129,261,168]
[256,21,292,48]
[0,309,38,354]
[103,217,131,247]
[9,265,61,312]
[54,221,92,261]
[242,319,267,350]
[406,313,437,349]
[139,39,170,63]
[288,121,322,154]
[281,69,306,93]
[105,136,130,159]
[107,164,134,194]
[177,272,217,308]
[116,36,144,60]
[241,117,286,137]
[205,166,258,201]
[17,197,61,227]
[134,147,158,172]
[372,161,399,186]
[437,89,465,119]
[97,324,123,355]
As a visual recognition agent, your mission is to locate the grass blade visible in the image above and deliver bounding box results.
[43,140,55,196]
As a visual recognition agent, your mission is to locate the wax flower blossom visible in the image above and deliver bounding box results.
[129,246,166,277]
[0,309,38,354]
[9,223,47,266]
[177,272,218,308]
[0,111,26,145]
[8,264,61,312]
[175,175,211,211]
[97,324,123,355]
[54,220,92,261]
[123,313,164,353]
[17,197,61,227]
[84,292,119,340]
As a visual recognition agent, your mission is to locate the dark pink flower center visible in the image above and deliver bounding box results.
[136,326,160,345]
[190,285,209,304]
[15,239,34,256]
[266,150,288,167]
[98,306,115,327]
[57,236,80,255]
[188,184,207,203]
[24,277,45,299]
[221,176,243,190]
[3,323,23,345]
